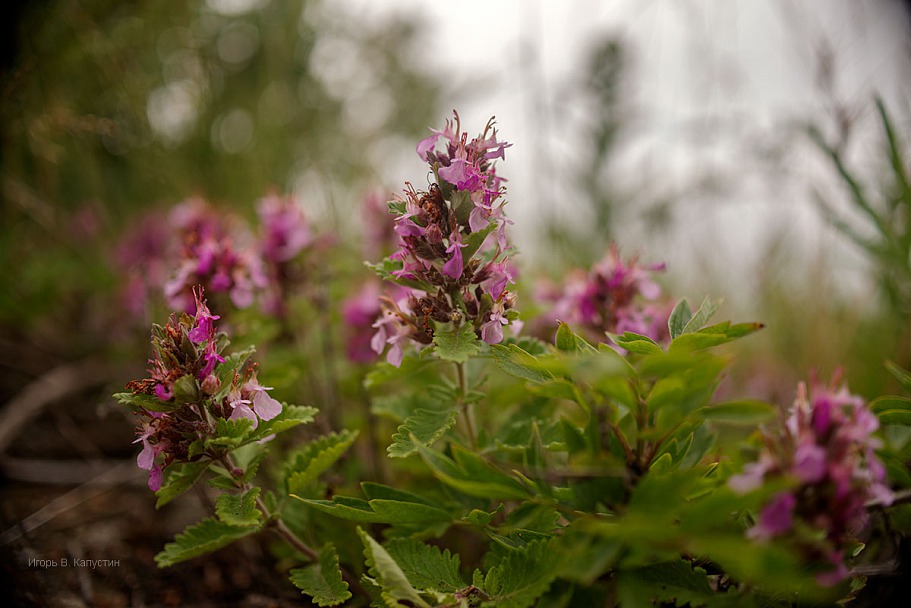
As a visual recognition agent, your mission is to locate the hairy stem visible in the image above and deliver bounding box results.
[219,453,366,597]
[455,361,476,448]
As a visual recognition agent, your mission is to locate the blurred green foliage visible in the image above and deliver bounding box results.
[0,0,439,354]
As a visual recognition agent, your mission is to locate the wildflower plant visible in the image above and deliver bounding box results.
[730,373,893,585]
[116,288,360,604]
[368,111,519,367]
[115,113,910,607]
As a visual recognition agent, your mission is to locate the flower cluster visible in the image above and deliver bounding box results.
[369,113,519,366]
[730,373,893,585]
[163,199,267,313]
[118,195,319,319]
[256,194,315,317]
[124,288,282,491]
[540,245,670,345]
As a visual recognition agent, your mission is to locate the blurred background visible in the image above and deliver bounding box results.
[1,0,910,605]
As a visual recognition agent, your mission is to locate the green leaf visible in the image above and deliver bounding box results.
[289,544,352,607]
[211,347,255,402]
[358,528,430,608]
[698,400,776,424]
[433,324,482,363]
[460,222,496,263]
[215,487,262,527]
[171,374,200,404]
[463,503,505,526]
[871,395,911,414]
[491,343,555,384]
[154,517,260,567]
[285,430,359,494]
[668,321,764,352]
[878,410,911,426]
[617,559,713,607]
[206,417,254,449]
[293,490,450,524]
[554,322,596,353]
[885,360,911,392]
[113,391,176,413]
[608,332,662,355]
[384,538,465,593]
[155,461,210,509]
[366,259,426,291]
[388,408,458,457]
[416,443,529,500]
[480,540,558,608]
[249,404,318,443]
[681,297,720,334]
[667,299,692,340]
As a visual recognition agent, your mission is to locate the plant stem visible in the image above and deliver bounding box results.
[455,361,476,448]
[219,453,367,597]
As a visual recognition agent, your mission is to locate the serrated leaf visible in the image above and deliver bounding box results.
[113,391,176,413]
[154,517,260,567]
[668,299,692,340]
[289,544,352,606]
[358,528,430,608]
[608,332,663,355]
[388,408,457,457]
[384,538,465,593]
[698,400,776,424]
[286,430,359,494]
[212,347,255,402]
[480,540,558,608]
[206,417,254,449]
[215,487,262,527]
[249,404,317,443]
[491,344,555,384]
[155,461,210,509]
[433,324,482,363]
[416,443,529,500]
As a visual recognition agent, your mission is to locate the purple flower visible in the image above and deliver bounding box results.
[188,288,220,343]
[257,195,312,264]
[732,374,894,581]
[154,383,173,402]
[228,392,258,428]
[793,442,827,484]
[441,231,467,279]
[367,112,518,364]
[416,132,441,161]
[540,245,669,346]
[242,376,283,422]
[749,492,796,539]
[481,300,509,345]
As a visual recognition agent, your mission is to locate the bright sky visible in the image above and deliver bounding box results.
[332,0,911,304]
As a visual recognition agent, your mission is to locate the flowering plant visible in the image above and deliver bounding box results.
[113,113,910,607]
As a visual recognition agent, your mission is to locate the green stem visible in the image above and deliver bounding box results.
[219,453,366,597]
[455,361,476,448]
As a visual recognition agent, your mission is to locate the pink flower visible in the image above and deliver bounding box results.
[749,492,796,539]
[481,301,509,345]
[243,377,282,421]
[441,231,467,279]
